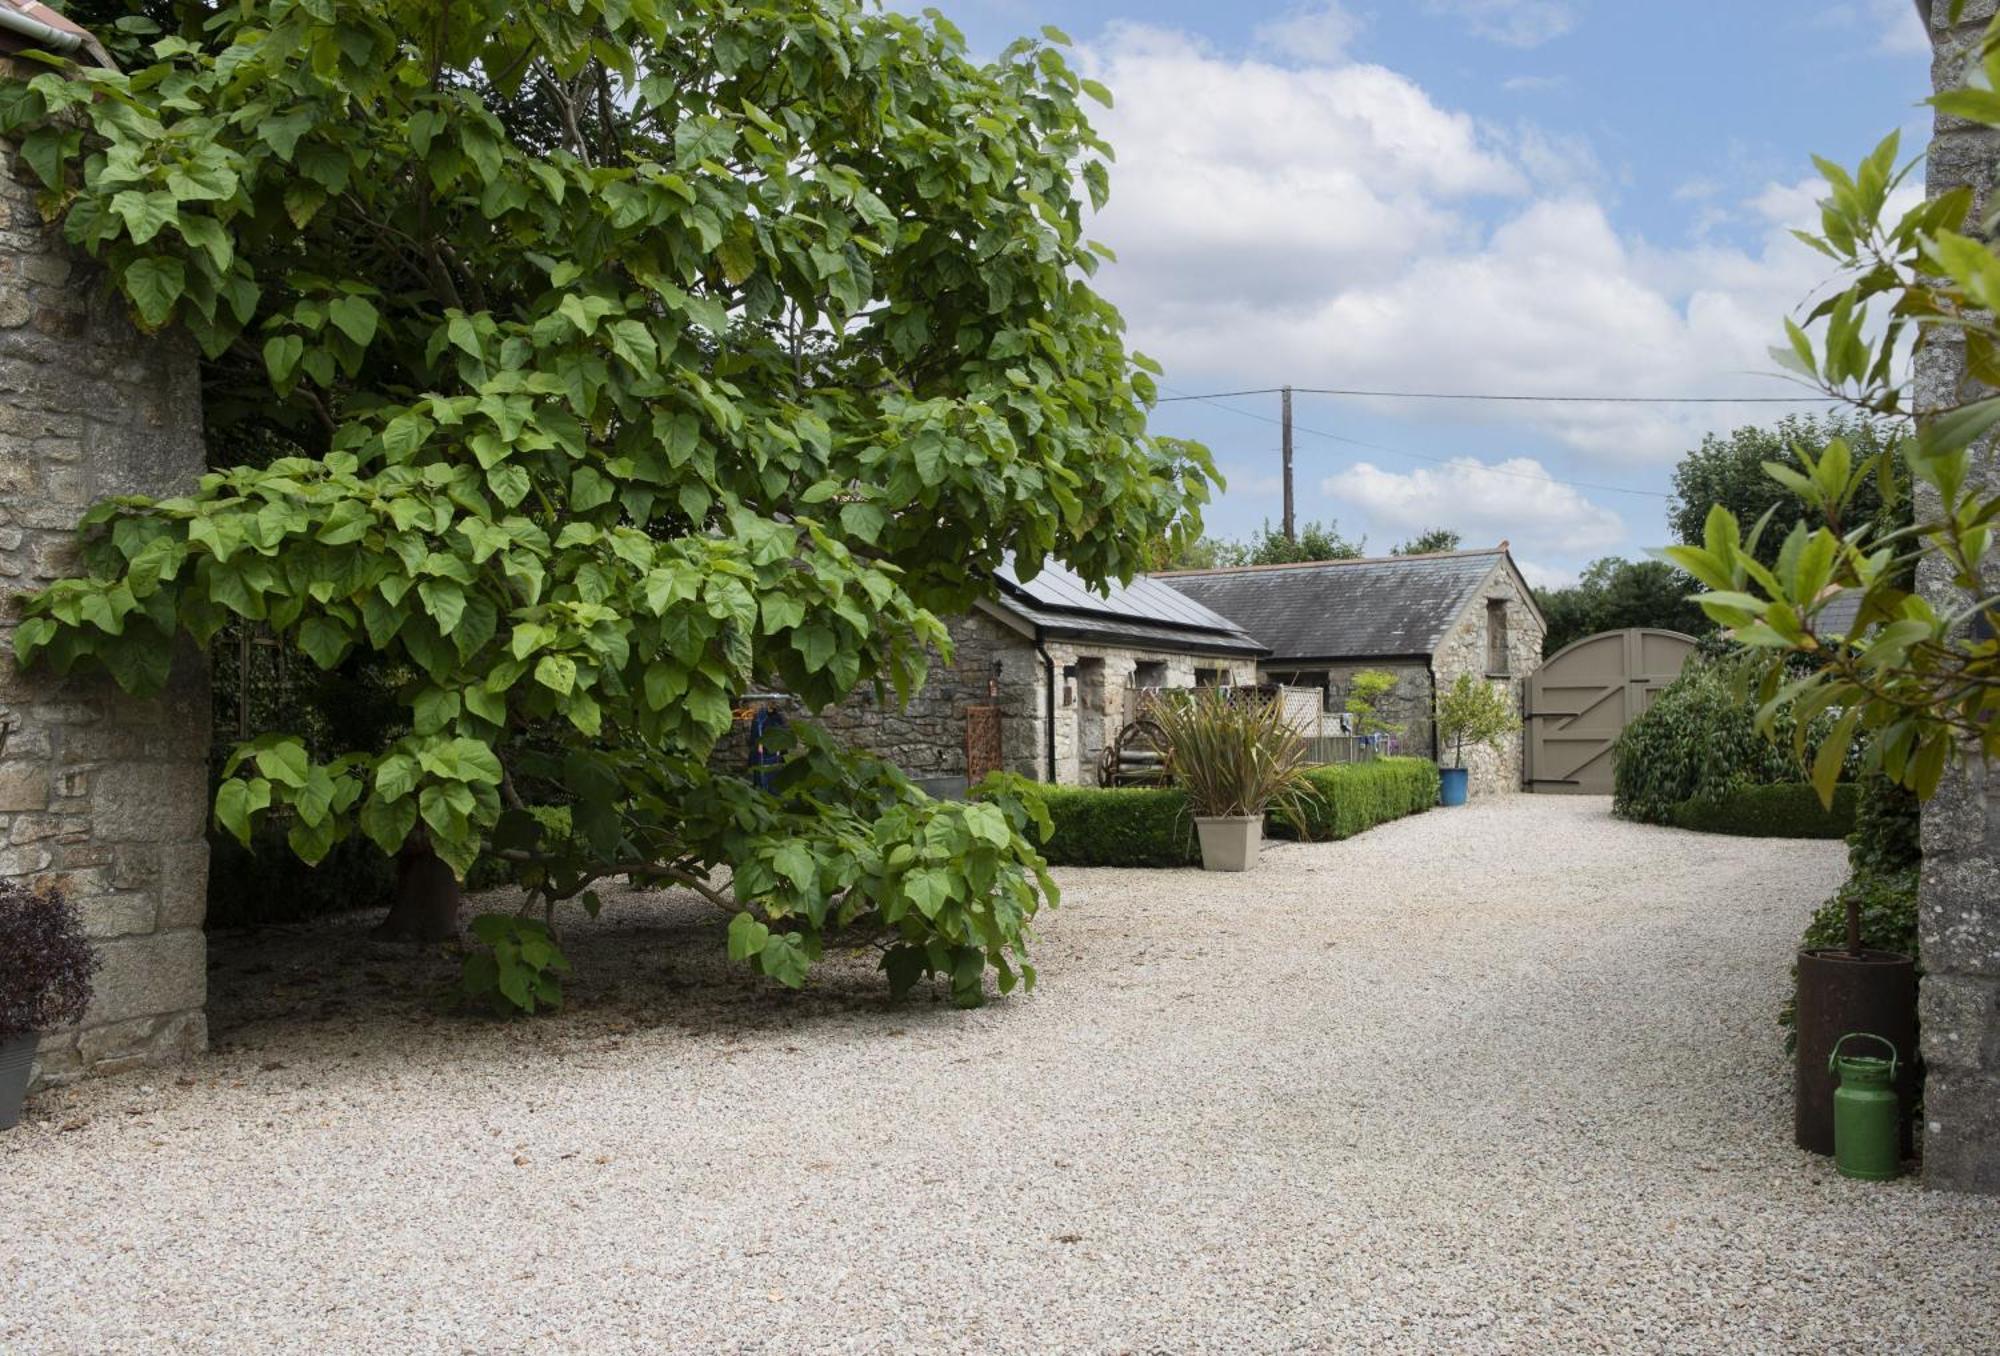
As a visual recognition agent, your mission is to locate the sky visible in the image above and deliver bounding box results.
[915,0,1935,587]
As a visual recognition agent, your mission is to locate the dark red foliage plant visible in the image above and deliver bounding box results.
[0,883,97,1037]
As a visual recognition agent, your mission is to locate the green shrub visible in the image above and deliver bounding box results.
[1611,652,1859,824]
[1270,757,1441,841]
[1669,782,1859,838]
[1034,786,1198,867]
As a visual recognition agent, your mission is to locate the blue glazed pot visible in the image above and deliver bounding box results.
[1439,767,1469,806]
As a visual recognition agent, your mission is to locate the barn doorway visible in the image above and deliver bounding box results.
[1524,629,1696,794]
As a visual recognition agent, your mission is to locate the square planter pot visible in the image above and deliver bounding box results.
[0,1031,39,1130]
[1194,814,1261,872]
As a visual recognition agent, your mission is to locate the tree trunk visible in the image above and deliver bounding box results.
[374,835,462,942]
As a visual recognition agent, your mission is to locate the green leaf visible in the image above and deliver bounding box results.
[534,653,577,695]
[254,740,310,789]
[792,624,836,673]
[358,793,418,855]
[125,257,185,328]
[727,910,770,960]
[902,867,951,919]
[110,189,179,245]
[263,334,304,385]
[327,295,380,347]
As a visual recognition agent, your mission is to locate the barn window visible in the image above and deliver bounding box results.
[1487,600,1510,674]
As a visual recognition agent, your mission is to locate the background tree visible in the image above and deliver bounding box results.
[1668,413,1897,565]
[1533,557,1711,656]
[1391,528,1460,555]
[1151,517,1363,570]
[1,0,1215,1007]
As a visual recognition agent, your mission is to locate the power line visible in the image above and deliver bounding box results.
[1160,385,1675,501]
[1156,385,1832,405]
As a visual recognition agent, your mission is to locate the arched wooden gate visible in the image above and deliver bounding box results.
[1524,629,1696,794]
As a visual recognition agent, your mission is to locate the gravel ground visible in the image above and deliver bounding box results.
[4,795,1997,1354]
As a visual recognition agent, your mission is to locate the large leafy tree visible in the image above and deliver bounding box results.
[1533,556,1710,656]
[0,0,1214,1007]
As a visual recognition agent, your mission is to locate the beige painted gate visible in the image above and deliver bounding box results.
[1524,629,1696,794]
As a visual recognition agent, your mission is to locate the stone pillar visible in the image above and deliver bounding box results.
[1919,0,2000,1194]
[0,138,211,1083]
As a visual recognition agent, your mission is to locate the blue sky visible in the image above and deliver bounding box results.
[920,1,1933,584]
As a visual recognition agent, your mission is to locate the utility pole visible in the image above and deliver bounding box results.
[1280,384,1295,542]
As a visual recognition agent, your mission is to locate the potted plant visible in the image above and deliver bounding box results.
[1433,673,1519,806]
[1149,687,1315,871]
[0,883,97,1129]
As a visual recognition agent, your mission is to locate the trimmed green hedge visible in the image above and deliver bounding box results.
[1035,758,1440,866]
[1270,757,1441,842]
[1669,783,1858,839]
[1035,786,1199,867]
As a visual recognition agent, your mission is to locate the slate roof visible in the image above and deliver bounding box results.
[989,559,1267,657]
[1156,549,1514,663]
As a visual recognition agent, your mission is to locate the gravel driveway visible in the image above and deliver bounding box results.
[4,795,1997,1354]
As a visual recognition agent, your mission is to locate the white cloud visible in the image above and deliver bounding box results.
[1079,25,1876,475]
[1423,0,1584,48]
[1513,557,1578,590]
[1811,1,1930,55]
[1252,3,1364,65]
[1324,456,1627,555]
[1082,25,1521,317]
[1500,73,1566,94]
[1875,0,1930,55]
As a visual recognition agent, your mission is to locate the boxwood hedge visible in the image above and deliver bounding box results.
[1669,783,1859,839]
[1034,786,1200,867]
[1033,757,1440,866]
[1269,757,1441,842]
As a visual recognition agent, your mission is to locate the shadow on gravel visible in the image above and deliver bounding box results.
[204,882,978,1067]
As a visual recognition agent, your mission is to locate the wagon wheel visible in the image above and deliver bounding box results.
[1098,716,1171,787]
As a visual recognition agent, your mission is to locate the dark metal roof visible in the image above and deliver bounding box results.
[992,560,1267,656]
[1158,549,1511,662]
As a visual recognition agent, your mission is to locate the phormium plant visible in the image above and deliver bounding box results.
[0,883,98,1038]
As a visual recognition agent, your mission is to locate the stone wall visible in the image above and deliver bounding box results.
[816,606,1259,787]
[1918,0,2000,1194]
[813,608,1028,782]
[1,145,211,1085]
[1429,560,1545,797]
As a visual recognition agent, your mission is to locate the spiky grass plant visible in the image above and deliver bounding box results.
[1148,687,1318,821]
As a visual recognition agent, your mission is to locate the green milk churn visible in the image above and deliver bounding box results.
[1828,1033,1902,1182]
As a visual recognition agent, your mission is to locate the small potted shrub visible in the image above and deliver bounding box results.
[0,883,97,1129]
[1150,687,1314,871]
[1433,673,1519,806]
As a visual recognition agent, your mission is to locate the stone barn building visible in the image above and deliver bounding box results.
[816,561,1265,790]
[1160,546,1545,796]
